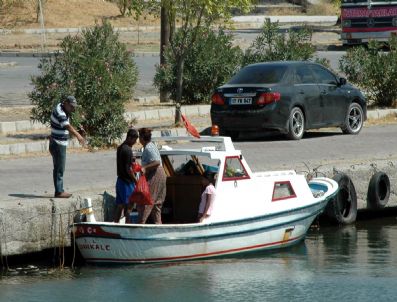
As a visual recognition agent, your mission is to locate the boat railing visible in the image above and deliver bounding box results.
[254,170,296,178]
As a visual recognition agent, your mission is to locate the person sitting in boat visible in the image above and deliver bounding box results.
[198,171,217,223]
[137,128,167,224]
[114,128,139,223]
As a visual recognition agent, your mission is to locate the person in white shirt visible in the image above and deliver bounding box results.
[198,172,217,223]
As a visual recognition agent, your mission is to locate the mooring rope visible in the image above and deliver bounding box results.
[71,223,76,269]
[0,212,9,271]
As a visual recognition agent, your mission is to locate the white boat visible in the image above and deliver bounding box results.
[73,136,338,264]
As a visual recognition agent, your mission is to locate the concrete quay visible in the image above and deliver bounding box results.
[0,105,396,258]
[0,152,395,258]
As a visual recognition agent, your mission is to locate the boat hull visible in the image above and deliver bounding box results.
[74,198,328,264]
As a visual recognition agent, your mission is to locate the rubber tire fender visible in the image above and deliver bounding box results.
[326,173,357,225]
[367,172,390,209]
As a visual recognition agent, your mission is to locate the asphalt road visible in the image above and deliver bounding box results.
[0,124,396,202]
[0,55,159,106]
[0,51,344,106]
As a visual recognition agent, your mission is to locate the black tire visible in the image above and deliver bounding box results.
[367,172,390,209]
[287,107,305,140]
[326,173,357,225]
[341,103,364,134]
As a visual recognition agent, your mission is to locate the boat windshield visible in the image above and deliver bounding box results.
[149,136,235,154]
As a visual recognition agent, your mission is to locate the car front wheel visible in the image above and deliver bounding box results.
[341,103,364,135]
[287,107,305,140]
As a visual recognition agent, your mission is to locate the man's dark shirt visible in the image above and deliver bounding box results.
[117,142,133,184]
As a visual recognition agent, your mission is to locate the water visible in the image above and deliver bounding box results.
[2,217,397,302]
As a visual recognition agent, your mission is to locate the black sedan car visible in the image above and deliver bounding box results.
[210,61,367,140]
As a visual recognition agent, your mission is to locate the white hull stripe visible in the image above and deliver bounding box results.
[83,235,305,263]
[76,208,321,241]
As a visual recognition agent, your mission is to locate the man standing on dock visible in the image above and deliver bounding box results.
[49,95,85,198]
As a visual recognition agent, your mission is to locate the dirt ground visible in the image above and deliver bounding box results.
[0,0,160,52]
[0,0,341,53]
[0,0,159,29]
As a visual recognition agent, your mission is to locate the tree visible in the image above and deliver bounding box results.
[154,27,243,104]
[242,19,329,69]
[29,21,139,147]
[35,0,47,23]
[339,37,397,108]
[244,20,317,64]
[106,0,131,16]
[160,0,253,106]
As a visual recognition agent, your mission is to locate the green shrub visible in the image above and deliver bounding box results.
[243,20,328,67]
[154,27,243,104]
[339,37,397,108]
[29,21,138,147]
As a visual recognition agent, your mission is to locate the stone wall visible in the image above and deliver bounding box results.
[0,190,109,257]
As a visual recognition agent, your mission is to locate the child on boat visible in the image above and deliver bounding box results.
[198,171,217,223]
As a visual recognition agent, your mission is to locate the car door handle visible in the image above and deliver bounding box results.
[321,90,327,95]
[299,90,305,94]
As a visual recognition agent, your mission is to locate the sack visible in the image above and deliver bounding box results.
[131,162,142,173]
[129,175,153,206]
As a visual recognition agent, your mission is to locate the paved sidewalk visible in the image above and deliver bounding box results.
[0,104,212,156]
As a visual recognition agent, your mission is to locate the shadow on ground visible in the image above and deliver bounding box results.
[9,193,52,199]
[199,128,343,142]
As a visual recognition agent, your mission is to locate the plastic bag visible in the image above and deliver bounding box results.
[129,175,153,206]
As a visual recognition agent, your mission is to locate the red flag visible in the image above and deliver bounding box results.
[181,114,200,138]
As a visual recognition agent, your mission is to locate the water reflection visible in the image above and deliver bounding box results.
[1,218,397,301]
[306,217,397,277]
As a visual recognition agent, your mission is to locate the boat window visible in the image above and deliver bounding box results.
[222,156,250,181]
[272,181,296,201]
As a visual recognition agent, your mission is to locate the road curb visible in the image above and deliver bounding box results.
[0,104,210,134]
[231,15,338,27]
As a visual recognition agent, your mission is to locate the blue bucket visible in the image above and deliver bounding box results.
[129,212,139,223]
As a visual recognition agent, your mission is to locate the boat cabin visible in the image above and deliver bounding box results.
[132,136,313,225]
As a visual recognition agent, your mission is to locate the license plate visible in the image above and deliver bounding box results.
[230,97,252,105]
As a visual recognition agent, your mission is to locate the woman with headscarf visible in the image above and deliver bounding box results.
[137,128,167,224]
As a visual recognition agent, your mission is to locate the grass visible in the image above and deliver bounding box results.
[366,112,397,125]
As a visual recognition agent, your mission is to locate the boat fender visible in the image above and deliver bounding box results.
[367,172,390,209]
[325,172,357,225]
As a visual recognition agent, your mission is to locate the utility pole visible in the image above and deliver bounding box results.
[160,1,170,103]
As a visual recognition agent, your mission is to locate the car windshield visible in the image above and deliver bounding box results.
[228,65,288,85]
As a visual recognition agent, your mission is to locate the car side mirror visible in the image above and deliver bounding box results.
[339,77,347,86]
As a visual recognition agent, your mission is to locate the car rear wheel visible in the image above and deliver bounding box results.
[287,107,305,140]
[341,103,364,134]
